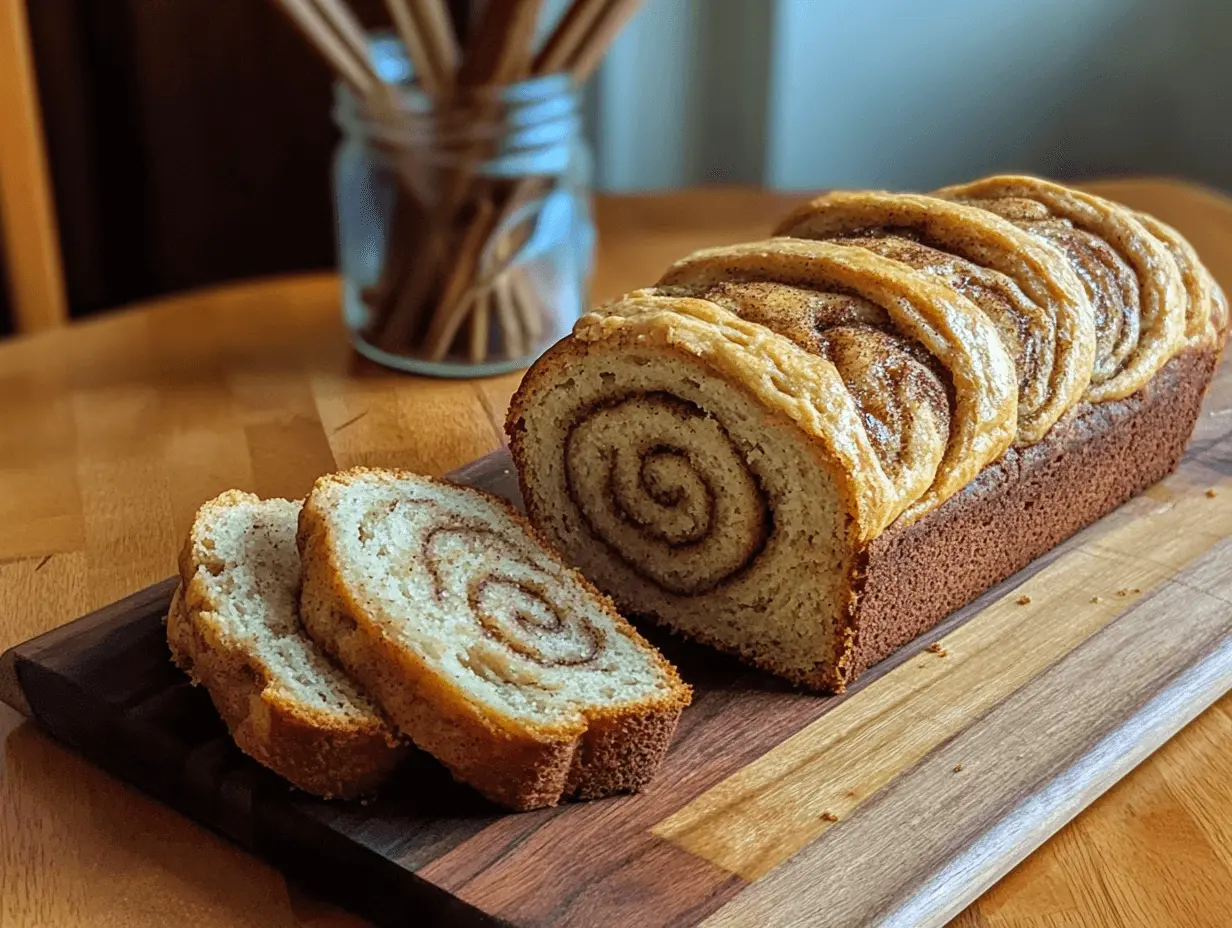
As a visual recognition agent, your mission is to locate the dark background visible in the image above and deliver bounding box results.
[0,0,470,334]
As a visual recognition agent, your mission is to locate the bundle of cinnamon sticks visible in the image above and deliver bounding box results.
[273,0,643,366]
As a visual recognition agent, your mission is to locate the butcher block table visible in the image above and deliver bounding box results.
[2,182,1231,928]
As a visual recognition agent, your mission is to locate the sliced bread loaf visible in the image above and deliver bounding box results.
[170,490,406,798]
[296,468,692,811]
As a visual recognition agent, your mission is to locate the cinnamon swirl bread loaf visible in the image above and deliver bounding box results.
[169,491,406,798]
[508,175,1227,691]
[296,468,691,811]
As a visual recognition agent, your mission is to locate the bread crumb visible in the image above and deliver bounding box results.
[846,789,858,798]
[1016,595,1031,605]
[819,811,838,822]
[953,764,963,773]
[1206,488,1218,498]
[1090,596,1103,604]
[1116,588,1142,597]
[926,642,947,657]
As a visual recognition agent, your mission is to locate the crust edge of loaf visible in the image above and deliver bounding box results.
[841,343,1221,687]
[166,584,406,799]
[295,468,692,812]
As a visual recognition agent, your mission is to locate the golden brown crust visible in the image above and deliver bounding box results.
[295,468,692,811]
[1133,210,1228,348]
[167,583,405,799]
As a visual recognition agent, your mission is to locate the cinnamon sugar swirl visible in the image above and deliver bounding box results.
[775,191,1095,443]
[296,468,690,810]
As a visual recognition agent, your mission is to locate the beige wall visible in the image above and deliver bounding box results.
[585,0,1232,193]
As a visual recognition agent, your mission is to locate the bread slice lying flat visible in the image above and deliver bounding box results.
[296,468,692,811]
[169,490,406,798]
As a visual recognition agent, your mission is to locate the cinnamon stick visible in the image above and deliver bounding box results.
[570,0,642,81]
[384,0,445,94]
[274,0,378,94]
[534,0,608,74]
[423,197,496,359]
[493,273,525,358]
[311,0,375,72]
[509,269,545,343]
[413,0,461,79]
[468,290,491,363]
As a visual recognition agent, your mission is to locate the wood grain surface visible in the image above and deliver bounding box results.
[1,183,1230,927]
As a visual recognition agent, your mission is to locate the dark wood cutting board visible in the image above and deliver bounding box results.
[4,371,1232,926]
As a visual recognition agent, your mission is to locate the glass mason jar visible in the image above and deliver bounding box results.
[332,37,596,377]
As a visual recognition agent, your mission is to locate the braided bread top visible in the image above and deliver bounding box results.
[774,190,1095,443]
[934,175,1188,402]
[561,177,1215,537]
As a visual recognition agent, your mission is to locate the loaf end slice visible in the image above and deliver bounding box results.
[296,468,692,811]
[507,297,872,692]
[171,490,406,799]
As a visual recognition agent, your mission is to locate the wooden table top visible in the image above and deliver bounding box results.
[1,182,1229,928]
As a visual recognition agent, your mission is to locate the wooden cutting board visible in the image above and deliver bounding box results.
[3,365,1232,928]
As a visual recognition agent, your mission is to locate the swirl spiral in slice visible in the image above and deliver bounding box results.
[510,294,884,687]
[423,521,604,669]
[566,392,771,595]
[774,191,1095,443]
[934,175,1187,402]
[657,238,1018,519]
[300,470,682,718]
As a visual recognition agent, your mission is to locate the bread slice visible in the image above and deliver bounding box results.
[170,490,406,798]
[296,468,692,811]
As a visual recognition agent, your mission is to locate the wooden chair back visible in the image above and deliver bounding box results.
[0,0,69,332]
